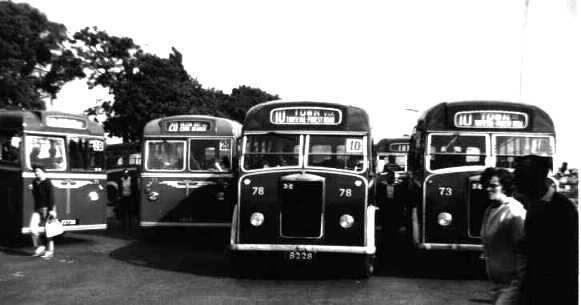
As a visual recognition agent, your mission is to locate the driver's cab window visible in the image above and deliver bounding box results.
[26,135,66,171]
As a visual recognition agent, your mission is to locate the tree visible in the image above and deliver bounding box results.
[75,28,211,142]
[219,85,279,123]
[0,2,84,109]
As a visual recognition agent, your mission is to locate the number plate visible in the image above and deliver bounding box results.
[286,250,314,261]
[60,219,78,226]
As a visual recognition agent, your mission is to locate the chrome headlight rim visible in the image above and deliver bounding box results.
[437,212,453,227]
[339,214,355,229]
[250,212,264,227]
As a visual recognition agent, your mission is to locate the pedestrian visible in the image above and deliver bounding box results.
[513,155,578,305]
[480,167,526,305]
[29,165,56,258]
[118,168,136,229]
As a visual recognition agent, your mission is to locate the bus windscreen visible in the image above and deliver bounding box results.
[243,134,300,170]
[429,134,486,170]
[308,135,365,171]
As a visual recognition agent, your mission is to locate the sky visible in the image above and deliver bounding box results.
[15,0,580,167]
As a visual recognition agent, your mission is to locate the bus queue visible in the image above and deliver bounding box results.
[2,100,573,279]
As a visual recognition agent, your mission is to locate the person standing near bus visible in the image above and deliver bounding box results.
[513,155,578,305]
[480,167,526,305]
[30,166,56,258]
[118,169,137,229]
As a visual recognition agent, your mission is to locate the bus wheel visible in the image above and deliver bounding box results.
[354,254,375,278]
[228,251,252,278]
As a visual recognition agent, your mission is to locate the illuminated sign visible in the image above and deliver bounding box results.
[389,143,409,152]
[270,107,342,125]
[46,116,86,129]
[165,121,210,133]
[454,111,528,129]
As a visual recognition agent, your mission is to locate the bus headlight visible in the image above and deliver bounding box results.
[339,214,354,229]
[437,212,452,227]
[88,191,99,201]
[148,191,159,201]
[250,212,264,227]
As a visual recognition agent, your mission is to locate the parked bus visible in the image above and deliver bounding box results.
[374,137,410,185]
[0,110,108,240]
[403,101,555,251]
[229,100,376,276]
[140,115,242,228]
[105,142,141,200]
[373,138,410,242]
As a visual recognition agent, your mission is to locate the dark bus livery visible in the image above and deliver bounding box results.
[0,110,108,239]
[229,100,376,276]
[404,101,555,251]
[140,115,241,228]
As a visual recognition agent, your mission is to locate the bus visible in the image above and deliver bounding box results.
[374,137,410,185]
[229,100,376,277]
[140,115,242,228]
[373,138,410,243]
[0,110,108,240]
[403,101,555,251]
[105,143,141,200]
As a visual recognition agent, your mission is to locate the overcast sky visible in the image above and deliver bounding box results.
[16,0,580,166]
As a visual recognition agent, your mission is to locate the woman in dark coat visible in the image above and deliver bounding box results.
[30,166,56,258]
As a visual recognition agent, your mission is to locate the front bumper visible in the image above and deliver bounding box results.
[230,205,377,255]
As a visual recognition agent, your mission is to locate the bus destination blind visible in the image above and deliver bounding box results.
[270,107,342,125]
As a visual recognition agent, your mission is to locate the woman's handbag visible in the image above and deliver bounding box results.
[45,217,64,238]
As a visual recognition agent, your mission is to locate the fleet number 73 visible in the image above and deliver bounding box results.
[439,187,453,196]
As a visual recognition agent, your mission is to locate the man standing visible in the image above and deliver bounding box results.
[513,155,578,305]
[118,169,137,229]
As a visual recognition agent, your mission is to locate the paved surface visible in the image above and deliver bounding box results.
[1,226,490,305]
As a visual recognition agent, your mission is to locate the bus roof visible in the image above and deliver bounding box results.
[0,110,104,135]
[243,100,370,132]
[416,101,555,133]
[143,115,242,137]
[375,138,410,153]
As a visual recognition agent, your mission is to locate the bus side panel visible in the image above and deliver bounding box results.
[66,179,107,227]
[0,169,23,239]
[423,172,483,245]
[141,176,236,225]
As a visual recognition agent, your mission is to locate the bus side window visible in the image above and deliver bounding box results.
[0,134,20,164]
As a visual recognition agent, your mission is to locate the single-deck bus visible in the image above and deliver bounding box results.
[229,100,376,277]
[403,101,555,251]
[0,110,107,240]
[140,115,241,228]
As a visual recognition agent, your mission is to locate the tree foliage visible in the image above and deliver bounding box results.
[220,86,279,123]
[0,2,84,109]
[75,27,279,142]
[75,27,214,142]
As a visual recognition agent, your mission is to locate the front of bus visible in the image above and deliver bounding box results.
[230,101,376,276]
[140,116,240,228]
[22,112,108,233]
[414,101,555,251]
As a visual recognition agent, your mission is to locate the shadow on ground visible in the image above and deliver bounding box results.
[103,226,486,281]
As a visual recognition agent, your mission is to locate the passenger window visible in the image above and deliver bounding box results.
[0,134,20,165]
